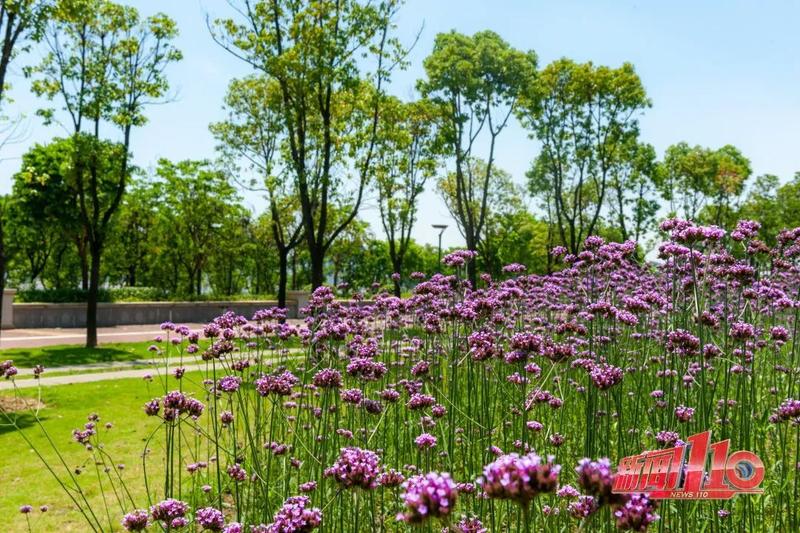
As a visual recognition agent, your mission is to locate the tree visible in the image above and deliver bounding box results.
[328,215,372,289]
[210,75,303,308]
[11,138,87,288]
[657,142,751,224]
[484,210,551,276]
[250,212,282,295]
[607,141,659,251]
[519,59,650,254]
[0,0,50,337]
[738,173,800,246]
[438,159,521,276]
[210,0,403,288]
[419,30,536,286]
[374,96,442,296]
[0,0,49,106]
[152,159,245,296]
[207,214,256,296]
[107,176,159,287]
[28,0,181,346]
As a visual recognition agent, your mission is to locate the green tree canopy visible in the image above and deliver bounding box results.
[519,59,650,254]
[419,29,536,285]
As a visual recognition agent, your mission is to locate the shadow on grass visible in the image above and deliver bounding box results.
[0,344,145,368]
[0,411,50,435]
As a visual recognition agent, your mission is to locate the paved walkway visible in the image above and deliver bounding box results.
[11,354,207,376]
[0,322,306,392]
[1,361,211,390]
[0,323,208,349]
[1,351,302,391]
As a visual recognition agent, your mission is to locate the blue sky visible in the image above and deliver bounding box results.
[2,0,799,249]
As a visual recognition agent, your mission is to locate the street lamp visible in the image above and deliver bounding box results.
[432,224,448,265]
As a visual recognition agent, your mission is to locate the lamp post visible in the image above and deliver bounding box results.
[432,224,448,265]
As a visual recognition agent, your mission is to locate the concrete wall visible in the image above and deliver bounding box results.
[11,299,293,329]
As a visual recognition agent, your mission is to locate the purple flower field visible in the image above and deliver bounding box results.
[3,219,800,531]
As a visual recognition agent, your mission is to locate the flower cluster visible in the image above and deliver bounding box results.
[479,453,561,505]
[256,371,299,396]
[397,472,458,524]
[266,496,322,532]
[324,447,381,489]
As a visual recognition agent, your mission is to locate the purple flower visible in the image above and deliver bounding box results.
[731,220,760,241]
[121,509,149,531]
[674,405,695,423]
[526,420,543,432]
[380,389,400,402]
[575,458,620,505]
[568,495,598,519]
[407,393,436,410]
[558,485,580,498]
[162,391,205,419]
[410,360,430,376]
[589,363,624,390]
[324,447,381,489]
[340,388,363,405]
[150,498,189,524]
[730,321,756,340]
[397,472,458,524]
[443,249,477,267]
[266,496,321,532]
[414,432,437,450]
[313,368,342,388]
[299,481,318,493]
[195,507,224,531]
[502,263,527,273]
[613,494,659,531]
[4,364,18,379]
[655,431,680,447]
[346,357,387,381]
[144,399,160,416]
[227,463,247,482]
[452,516,487,532]
[774,398,800,422]
[480,452,561,505]
[378,469,405,488]
[256,371,299,396]
[217,375,242,393]
[362,399,383,414]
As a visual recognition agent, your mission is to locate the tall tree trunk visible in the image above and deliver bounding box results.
[277,250,288,309]
[465,232,478,288]
[291,251,297,290]
[78,237,89,291]
[86,242,102,348]
[310,245,325,288]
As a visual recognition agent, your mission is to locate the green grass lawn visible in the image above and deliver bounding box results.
[0,341,159,369]
[0,373,206,532]
[2,338,296,371]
